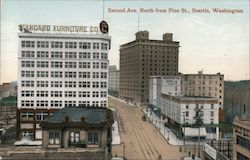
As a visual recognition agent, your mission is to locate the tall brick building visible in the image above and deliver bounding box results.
[119,31,179,105]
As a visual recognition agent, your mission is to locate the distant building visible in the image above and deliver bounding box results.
[232,117,250,160]
[149,76,220,139]
[108,65,119,97]
[0,82,17,99]
[0,96,17,120]
[119,31,179,105]
[17,28,111,140]
[41,106,113,159]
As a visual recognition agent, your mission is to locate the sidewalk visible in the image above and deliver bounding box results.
[143,108,199,146]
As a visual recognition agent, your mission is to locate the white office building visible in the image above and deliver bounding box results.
[149,76,220,140]
[17,26,111,140]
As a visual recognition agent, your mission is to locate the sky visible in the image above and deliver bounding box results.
[0,0,249,83]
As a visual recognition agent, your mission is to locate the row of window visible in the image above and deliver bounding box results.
[21,70,108,78]
[21,81,107,88]
[20,100,107,108]
[48,131,99,145]
[21,41,108,50]
[21,90,107,97]
[21,51,108,59]
[21,61,108,69]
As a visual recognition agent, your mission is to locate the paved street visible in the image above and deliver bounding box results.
[109,97,185,160]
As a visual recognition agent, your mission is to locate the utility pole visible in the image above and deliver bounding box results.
[183,112,186,152]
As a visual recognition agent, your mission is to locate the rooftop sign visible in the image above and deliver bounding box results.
[18,24,100,33]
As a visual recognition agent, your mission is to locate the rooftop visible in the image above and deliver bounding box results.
[44,106,112,124]
[233,116,250,130]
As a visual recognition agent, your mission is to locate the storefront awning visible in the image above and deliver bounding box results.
[182,127,207,137]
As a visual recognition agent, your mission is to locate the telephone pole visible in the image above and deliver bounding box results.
[193,108,203,158]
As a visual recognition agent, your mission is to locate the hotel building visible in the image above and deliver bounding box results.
[119,31,179,105]
[17,28,111,140]
[108,65,119,97]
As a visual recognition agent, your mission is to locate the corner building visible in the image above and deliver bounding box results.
[17,31,111,140]
[119,31,179,105]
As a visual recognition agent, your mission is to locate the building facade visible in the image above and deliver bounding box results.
[17,30,111,140]
[233,117,250,160]
[41,106,113,159]
[149,76,220,139]
[108,65,119,97]
[119,31,179,105]
[181,71,224,109]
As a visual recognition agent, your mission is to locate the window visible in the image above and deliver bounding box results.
[37,51,49,58]
[101,62,107,69]
[65,91,76,97]
[21,91,34,97]
[21,81,34,87]
[93,43,99,49]
[69,132,80,143]
[21,71,35,77]
[100,101,107,107]
[101,82,107,88]
[36,91,48,97]
[79,72,90,78]
[237,152,249,160]
[92,91,99,97]
[79,42,91,49]
[37,61,49,68]
[65,42,77,48]
[101,43,108,50]
[65,52,77,59]
[20,131,34,140]
[101,72,107,78]
[92,72,99,78]
[92,101,99,107]
[100,91,107,97]
[210,111,214,117]
[92,62,99,69]
[21,61,35,67]
[88,132,99,144]
[20,112,33,121]
[51,51,63,58]
[92,82,99,88]
[36,100,48,107]
[37,71,48,78]
[36,112,48,121]
[21,41,35,48]
[37,81,48,87]
[37,41,49,48]
[79,91,90,97]
[51,41,63,48]
[79,62,90,68]
[92,52,99,59]
[65,101,76,107]
[65,72,77,78]
[65,81,76,88]
[51,91,62,97]
[79,52,91,59]
[21,100,34,107]
[79,81,90,88]
[101,53,107,59]
[21,51,35,58]
[65,62,77,68]
[185,111,189,117]
[211,104,214,109]
[51,71,63,78]
[51,61,63,68]
[51,101,62,107]
[51,81,62,87]
[236,136,250,150]
[79,101,90,107]
[49,132,60,145]
[186,105,189,109]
